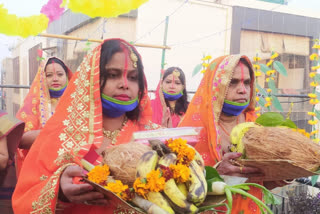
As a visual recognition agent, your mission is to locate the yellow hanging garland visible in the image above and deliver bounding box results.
[0,4,49,38]
[62,0,149,18]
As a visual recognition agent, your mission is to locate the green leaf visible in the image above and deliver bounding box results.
[205,166,224,192]
[256,84,268,97]
[273,61,288,76]
[315,110,320,121]
[256,112,284,127]
[315,73,320,83]
[271,95,283,112]
[280,119,297,129]
[268,79,277,93]
[311,175,319,186]
[259,64,270,74]
[210,62,217,71]
[205,166,224,181]
[192,63,202,77]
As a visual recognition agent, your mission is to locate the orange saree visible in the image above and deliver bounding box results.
[12,39,159,214]
[179,55,262,214]
[15,58,73,177]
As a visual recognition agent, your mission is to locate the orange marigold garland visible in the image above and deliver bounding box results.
[133,178,149,199]
[169,163,190,183]
[146,169,166,192]
[105,180,131,200]
[87,164,110,185]
[167,138,195,165]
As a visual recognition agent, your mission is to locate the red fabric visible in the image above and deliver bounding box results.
[15,58,73,177]
[12,39,159,214]
[151,82,183,128]
[179,55,263,213]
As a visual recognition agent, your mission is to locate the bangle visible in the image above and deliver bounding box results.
[213,161,222,169]
[282,179,295,184]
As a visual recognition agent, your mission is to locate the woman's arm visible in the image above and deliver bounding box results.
[0,136,9,170]
[19,130,41,149]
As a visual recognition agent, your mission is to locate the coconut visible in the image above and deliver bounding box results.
[241,126,320,172]
[102,142,151,185]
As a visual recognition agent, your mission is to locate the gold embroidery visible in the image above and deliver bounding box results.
[21,111,27,119]
[31,164,73,214]
[40,175,48,181]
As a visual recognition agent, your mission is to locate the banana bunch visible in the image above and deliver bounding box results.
[229,122,258,157]
[134,140,207,214]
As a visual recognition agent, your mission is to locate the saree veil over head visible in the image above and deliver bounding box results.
[13,39,155,214]
[15,57,73,177]
[151,74,185,128]
[179,55,261,213]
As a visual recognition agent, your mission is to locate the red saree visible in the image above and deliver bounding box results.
[12,39,159,214]
[15,58,73,177]
[179,55,263,214]
[151,82,184,128]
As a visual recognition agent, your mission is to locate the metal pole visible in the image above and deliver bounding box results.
[161,16,169,71]
[38,33,171,50]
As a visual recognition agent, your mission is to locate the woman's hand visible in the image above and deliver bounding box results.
[59,165,109,206]
[161,107,173,128]
[216,152,263,177]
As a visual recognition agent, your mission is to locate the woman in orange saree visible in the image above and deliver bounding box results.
[15,57,73,176]
[12,38,160,214]
[151,67,189,127]
[179,55,266,213]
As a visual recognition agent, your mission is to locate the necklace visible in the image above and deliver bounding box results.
[218,117,239,136]
[103,117,128,145]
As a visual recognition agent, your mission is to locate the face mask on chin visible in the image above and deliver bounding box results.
[101,93,139,118]
[222,99,250,116]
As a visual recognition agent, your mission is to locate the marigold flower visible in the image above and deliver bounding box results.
[266,60,274,67]
[202,63,209,67]
[310,53,319,61]
[146,169,166,192]
[308,112,316,116]
[253,64,261,70]
[312,44,320,49]
[267,88,272,93]
[255,71,262,77]
[204,55,212,60]
[167,138,195,165]
[105,180,129,200]
[200,69,206,74]
[308,93,317,98]
[308,120,318,125]
[310,130,318,136]
[265,97,271,102]
[256,88,259,93]
[264,102,271,107]
[296,129,306,135]
[310,81,319,87]
[87,165,110,185]
[255,106,261,111]
[311,65,320,71]
[253,56,261,61]
[133,178,148,198]
[256,97,260,102]
[310,99,319,105]
[309,72,317,78]
[266,70,275,76]
[169,164,190,183]
[256,113,261,117]
[270,52,279,59]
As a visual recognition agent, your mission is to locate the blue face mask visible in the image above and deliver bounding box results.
[222,100,250,116]
[49,82,68,98]
[162,90,183,101]
[101,93,139,118]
